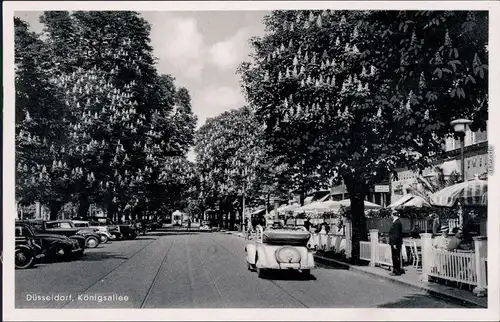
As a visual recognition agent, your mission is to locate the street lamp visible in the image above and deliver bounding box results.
[450,118,472,182]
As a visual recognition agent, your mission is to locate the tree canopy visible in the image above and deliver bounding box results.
[239,10,488,261]
[15,12,197,220]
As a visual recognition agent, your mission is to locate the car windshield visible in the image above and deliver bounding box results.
[74,222,89,227]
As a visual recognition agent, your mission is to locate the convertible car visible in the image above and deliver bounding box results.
[245,225,315,278]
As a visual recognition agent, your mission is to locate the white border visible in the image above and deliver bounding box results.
[3,1,500,321]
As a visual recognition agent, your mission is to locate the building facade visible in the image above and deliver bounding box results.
[390,128,488,202]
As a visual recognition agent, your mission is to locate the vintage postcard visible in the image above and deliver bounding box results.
[3,1,499,321]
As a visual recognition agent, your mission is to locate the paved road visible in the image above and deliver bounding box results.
[16,231,463,308]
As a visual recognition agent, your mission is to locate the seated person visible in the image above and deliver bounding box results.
[410,225,421,239]
[447,228,464,251]
[432,226,450,249]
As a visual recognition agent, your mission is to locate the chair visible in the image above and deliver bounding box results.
[409,240,422,269]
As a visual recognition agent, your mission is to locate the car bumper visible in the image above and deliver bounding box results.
[256,262,315,270]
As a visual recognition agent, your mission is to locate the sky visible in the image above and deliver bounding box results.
[15,11,269,161]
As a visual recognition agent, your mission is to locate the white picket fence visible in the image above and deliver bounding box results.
[308,233,347,256]
[428,248,477,286]
[359,241,371,261]
[364,230,488,297]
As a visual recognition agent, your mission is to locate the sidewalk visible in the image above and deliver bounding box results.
[227,232,487,308]
[314,254,488,308]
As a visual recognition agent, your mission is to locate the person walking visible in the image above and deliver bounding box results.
[187,218,192,232]
[388,210,404,276]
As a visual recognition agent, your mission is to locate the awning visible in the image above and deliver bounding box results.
[387,195,414,209]
[430,178,487,207]
[388,194,431,209]
[249,208,266,216]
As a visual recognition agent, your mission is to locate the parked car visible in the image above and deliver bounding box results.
[200,224,212,231]
[245,225,315,278]
[87,216,137,240]
[145,220,162,231]
[15,234,43,269]
[19,220,87,252]
[15,222,84,261]
[44,220,101,248]
[72,220,112,244]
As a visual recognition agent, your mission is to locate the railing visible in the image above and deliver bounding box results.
[428,248,477,286]
[376,243,393,267]
[359,241,371,261]
[308,233,346,256]
[363,230,488,297]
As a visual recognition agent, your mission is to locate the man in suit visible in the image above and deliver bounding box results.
[389,210,404,276]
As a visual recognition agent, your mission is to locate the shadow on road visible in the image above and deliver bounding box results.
[73,252,130,262]
[376,293,469,308]
[314,258,350,270]
[147,232,203,237]
[259,270,317,281]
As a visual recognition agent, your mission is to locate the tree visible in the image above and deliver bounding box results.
[15,17,73,219]
[239,10,487,261]
[194,107,288,229]
[15,12,197,220]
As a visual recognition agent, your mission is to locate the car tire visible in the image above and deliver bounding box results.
[15,248,35,269]
[100,234,109,244]
[75,249,85,258]
[128,233,137,240]
[256,266,267,278]
[85,236,99,248]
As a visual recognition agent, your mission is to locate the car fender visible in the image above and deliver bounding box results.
[255,244,277,268]
[245,243,257,265]
[16,244,35,257]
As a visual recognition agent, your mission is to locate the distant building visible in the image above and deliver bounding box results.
[391,128,488,202]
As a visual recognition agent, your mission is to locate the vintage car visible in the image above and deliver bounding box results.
[87,216,137,240]
[71,220,112,243]
[15,223,84,261]
[245,225,315,278]
[44,220,101,248]
[19,220,87,252]
[15,233,43,269]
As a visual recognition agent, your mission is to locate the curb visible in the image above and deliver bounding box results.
[314,255,487,308]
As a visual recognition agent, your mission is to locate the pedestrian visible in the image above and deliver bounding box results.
[388,210,404,276]
[187,218,191,231]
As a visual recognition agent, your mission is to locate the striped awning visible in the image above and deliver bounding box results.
[387,195,414,209]
[430,179,487,207]
[388,194,431,209]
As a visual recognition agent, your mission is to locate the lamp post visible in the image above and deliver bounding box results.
[450,119,472,182]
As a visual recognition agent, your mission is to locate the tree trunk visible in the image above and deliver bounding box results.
[344,176,369,264]
[49,200,63,220]
[78,195,90,218]
[107,203,115,220]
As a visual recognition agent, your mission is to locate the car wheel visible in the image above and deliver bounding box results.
[128,233,137,240]
[256,266,267,278]
[15,248,35,269]
[100,234,109,244]
[85,236,99,248]
[75,249,85,258]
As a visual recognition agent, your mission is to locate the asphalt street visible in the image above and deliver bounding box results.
[16,231,463,308]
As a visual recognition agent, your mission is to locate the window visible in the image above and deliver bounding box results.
[60,222,72,229]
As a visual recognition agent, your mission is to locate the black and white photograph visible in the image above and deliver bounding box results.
[3,1,499,321]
